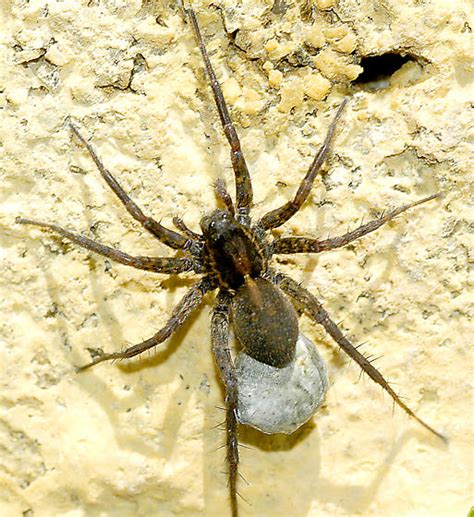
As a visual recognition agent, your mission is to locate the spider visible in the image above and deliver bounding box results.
[17,6,445,517]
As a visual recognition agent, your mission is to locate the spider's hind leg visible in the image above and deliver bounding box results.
[211,291,240,517]
[274,271,447,442]
[78,277,211,370]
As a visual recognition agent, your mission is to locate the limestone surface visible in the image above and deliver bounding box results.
[0,1,472,516]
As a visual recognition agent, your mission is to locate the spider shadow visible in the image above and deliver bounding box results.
[77,256,206,461]
[237,416,443,515]
[238,418,317,453]
[24,168,216,483]
[311,427,447,513]
[29,217,204,457]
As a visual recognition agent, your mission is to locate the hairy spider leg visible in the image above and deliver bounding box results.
[214,178,236,215]
[273,193,441,254]
[258,98,348,231]
[185,6,253,219]
[78,277,211,370]
[70,123,191,250]
[16,218,194,273]
[275,272,447,442]
[172,216,204,241]
[211,291,240,517]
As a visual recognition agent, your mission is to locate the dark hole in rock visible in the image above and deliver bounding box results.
[355,53,415,90]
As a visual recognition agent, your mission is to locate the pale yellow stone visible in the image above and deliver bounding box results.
[222,77,241,104]
[323,26,360,59]
[45,43,74,66]
[390,61,423,87]
[16,2,45,21]
[332,31,358,53]
[323,26,349,40]
[264,38,278,54]
[5,86,29,106]
[314,0,336,9]
[343,63,363,81]
[314,49,341,79]
[137,14,178,46]
[304,26,326,49]
[246,28,265,50]
[264,38,293,60]
[67,76,93,101]
[238,87,263,115]
[314,48,362,80]
[278,77,304,112]
[303,73,332,100]
[268,68,283,88]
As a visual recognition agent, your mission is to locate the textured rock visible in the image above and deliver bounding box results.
[0,1,472,516]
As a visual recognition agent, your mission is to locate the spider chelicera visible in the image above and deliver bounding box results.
[17,6,445,516]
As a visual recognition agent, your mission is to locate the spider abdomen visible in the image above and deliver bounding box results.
[231,278,298,368]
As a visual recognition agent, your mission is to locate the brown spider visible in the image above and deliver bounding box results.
[17,6,445,516]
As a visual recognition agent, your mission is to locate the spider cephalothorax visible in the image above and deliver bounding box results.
[17,6,445,517]
[200,208,267,289]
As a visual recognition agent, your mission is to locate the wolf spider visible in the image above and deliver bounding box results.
[17,6,445,517]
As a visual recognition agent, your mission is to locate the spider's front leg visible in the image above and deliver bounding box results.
[78,277,211,370]
[70,123,192,251]
[185,6,253,222]
[273,193,441,254]
[211,291,240,517]
[274,272,447,442]
[16,218,195,273]
[258,99,347,231]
